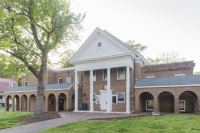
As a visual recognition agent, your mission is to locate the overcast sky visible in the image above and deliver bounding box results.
[62,0,200,72]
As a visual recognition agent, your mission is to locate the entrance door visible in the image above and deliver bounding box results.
[100,90,112,111]
[100,91,107,110]
[59,99,64,111]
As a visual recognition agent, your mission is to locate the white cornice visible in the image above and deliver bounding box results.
[135,84,200,88]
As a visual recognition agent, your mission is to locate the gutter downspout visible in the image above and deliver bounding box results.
[81,72,83,108]
[134,59,136,113]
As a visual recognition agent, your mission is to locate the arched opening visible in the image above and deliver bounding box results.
[179,91,198,113]
[139,92,154,112]
[48,94,56,111]
[58,93,66,111]
[13,95,19,111]
[5,95,12,111]
[159,91,174,112]
[21,95,28,111]
[71,94,75,110]
[29,94,36,112]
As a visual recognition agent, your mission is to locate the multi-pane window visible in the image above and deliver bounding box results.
[9,83,13,88]
[112,95,117,104]
[93,70,96,81]
[66,77,71,83]
[179,100,185,111]
[0,96,2,99]
[93,93,96,102]
[24,81,27,86]
[117,67,125,79]
[103,69,107,81]
[117,92,125,102]
[146,100,154,110]
[58,78,63,83]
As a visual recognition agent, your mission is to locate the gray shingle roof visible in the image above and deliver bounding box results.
[5,83,74,93]
[135,75,200,88]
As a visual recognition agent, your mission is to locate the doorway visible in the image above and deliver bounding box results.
[59,99,64,111]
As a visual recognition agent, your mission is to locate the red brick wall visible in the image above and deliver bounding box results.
[141,61,194,78]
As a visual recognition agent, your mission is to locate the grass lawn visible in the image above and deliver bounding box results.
[0,107,5,110]
[0,111,33,129]
[41,114,200,133]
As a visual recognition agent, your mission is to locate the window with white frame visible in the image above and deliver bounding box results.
[93,70,96,81]
[93,93,96,103]
[103,69,107,81]
[9,83,13,88]
[117,92,125,102]
[117,67,125,79]
[24,81,27,86]
[146,100,154,110]
[112,95,117,104]
[179,100,185,111]
[66,77,71,83]
[77,76,79,84]
[58,78,63,83]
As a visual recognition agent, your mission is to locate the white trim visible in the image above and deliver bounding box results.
[179,100,185,112]
[117,92,125,103]
[146,100,154,110]
[175,74,185,76]
[58,78,63,84]
[24,81,27,86]
[117,67,125,80]
[146,76,155,78]
[135,84,200,88]
[47,67,75,71]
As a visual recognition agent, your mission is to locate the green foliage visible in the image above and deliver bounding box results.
[0,111,33,129]
[41,115,200,133]
[58,49,75,68]
[194,71,200,75]
[146,50,186,65]
[126,40,147,53]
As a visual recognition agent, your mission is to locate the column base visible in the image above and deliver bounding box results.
[89,110,94,112]
[73,110,79,112]
[125,111,130,114]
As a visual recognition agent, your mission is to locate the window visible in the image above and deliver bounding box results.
[93,70,96,81]
[112,95,117,104]
[117,67,125,80]
[146,100,154,110]
[0,96,2,99]
[77,76,79,84]
[9,83,13,88]
[93,93,96,103]
[179,100,185,111]
[103,69,107,81]
[24,100,25,106]
[24,81,27,86]
[58,78,63,83]
[117,92,125,103]
[66,77,71,83]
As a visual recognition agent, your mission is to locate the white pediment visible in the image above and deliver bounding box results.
[70,28,133,63]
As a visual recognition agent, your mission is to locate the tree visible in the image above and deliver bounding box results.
[126,40,147,53]
[58,49,75,68]
[194,72,200,75]
[146,50,186,65]
[0,0,85,117]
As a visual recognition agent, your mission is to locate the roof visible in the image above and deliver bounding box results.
[5,82,74,93]
[0,93,5,96]
[103,30,148,65]
[0,78,18,83]
[135,75,200,88]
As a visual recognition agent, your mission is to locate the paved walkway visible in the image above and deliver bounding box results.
[0,112,143,133]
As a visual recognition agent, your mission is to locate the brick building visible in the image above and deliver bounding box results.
[5,27,200,114]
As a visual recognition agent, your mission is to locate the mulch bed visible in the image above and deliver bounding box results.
[17,112,61,123]
[87,114,151,121]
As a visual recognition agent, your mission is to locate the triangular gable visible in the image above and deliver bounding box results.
[70,27,137,63]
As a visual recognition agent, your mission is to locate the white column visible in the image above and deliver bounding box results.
[90,70,94,112]
[74,71,78,112]
[126,66,130,114]
[107,68,111,113]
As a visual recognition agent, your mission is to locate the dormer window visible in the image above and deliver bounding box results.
[24,81,27,86]
[58,78,63,83]
[9,83,13,88]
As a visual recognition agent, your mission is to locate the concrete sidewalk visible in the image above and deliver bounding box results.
[0,112,135,133]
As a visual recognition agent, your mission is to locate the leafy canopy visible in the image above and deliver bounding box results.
[126,40,147,53]
[0,0,85,78]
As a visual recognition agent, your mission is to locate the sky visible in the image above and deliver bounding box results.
[58,0,200,71]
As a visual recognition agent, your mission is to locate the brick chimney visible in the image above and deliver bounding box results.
[12,75,17,82]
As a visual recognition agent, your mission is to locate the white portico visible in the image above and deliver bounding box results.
[70,27,148,113]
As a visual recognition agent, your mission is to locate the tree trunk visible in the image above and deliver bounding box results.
[34,51,47,117]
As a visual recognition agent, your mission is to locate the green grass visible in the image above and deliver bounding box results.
[0,111,33,129]
[41,115,200,133]
[0,106,12,110]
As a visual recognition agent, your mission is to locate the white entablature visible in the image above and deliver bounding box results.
[70,27,148,71]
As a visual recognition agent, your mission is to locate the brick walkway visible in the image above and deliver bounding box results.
[0,112,146,133]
